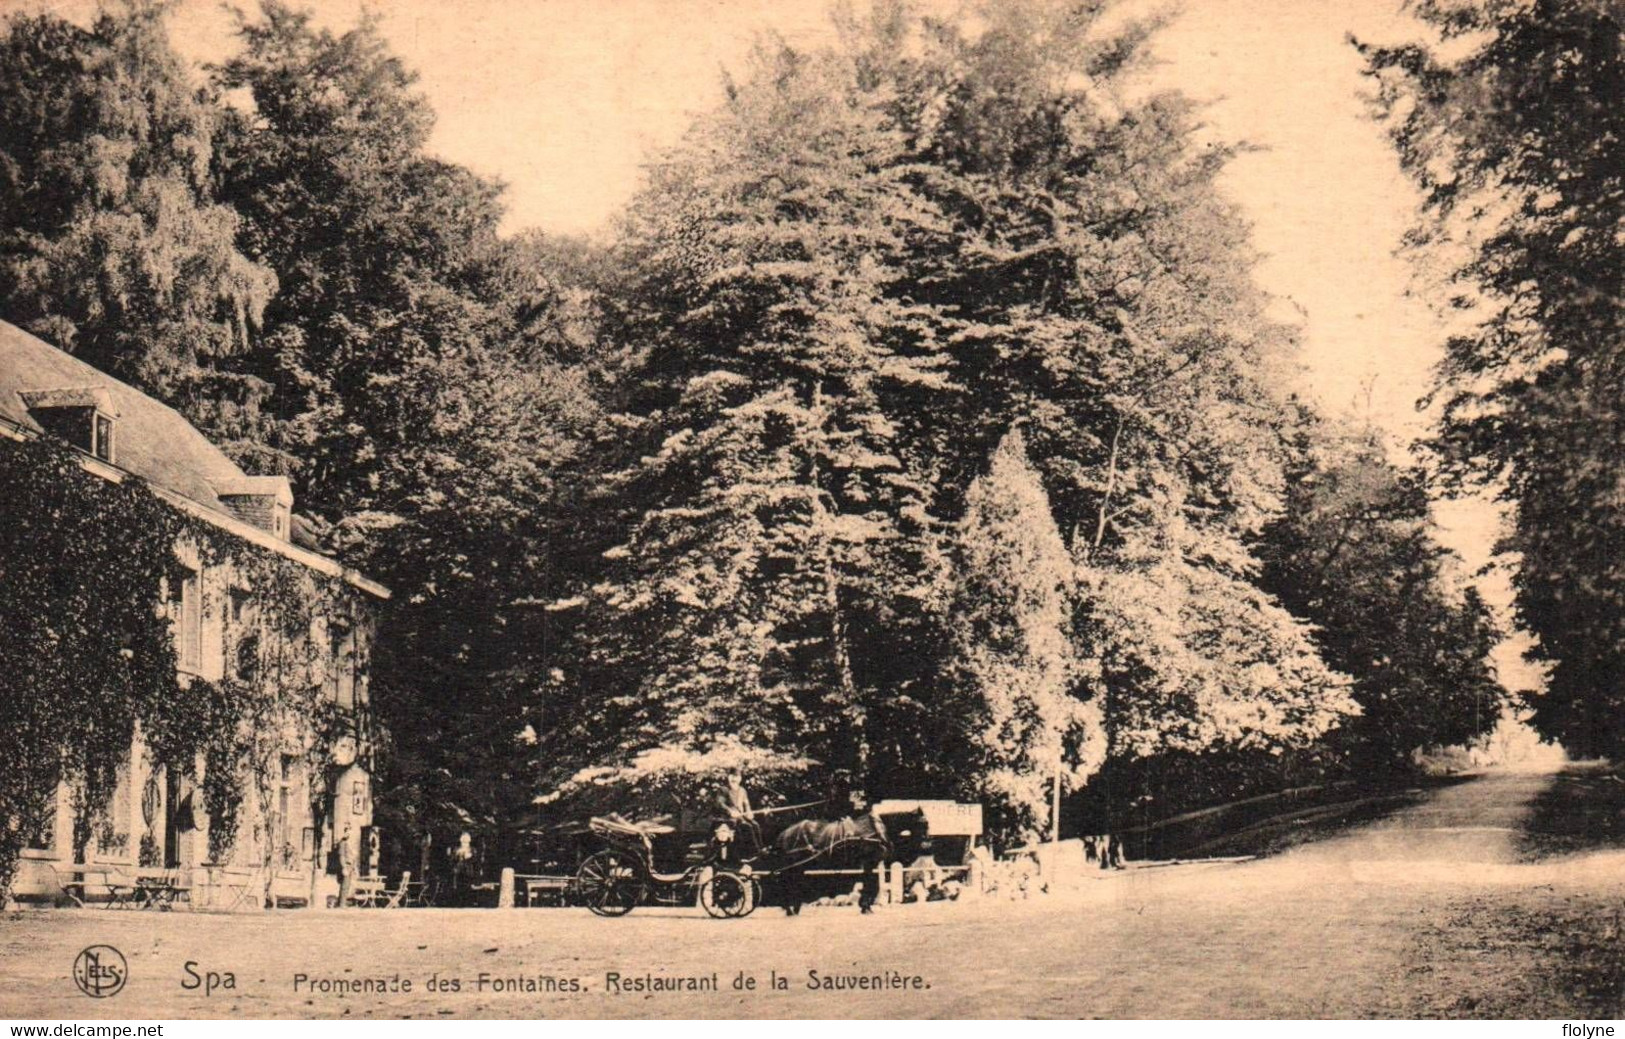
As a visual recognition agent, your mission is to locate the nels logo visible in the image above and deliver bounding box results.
[73,945,127,998]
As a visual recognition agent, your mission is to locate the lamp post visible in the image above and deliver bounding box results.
[1052,768,1061,844]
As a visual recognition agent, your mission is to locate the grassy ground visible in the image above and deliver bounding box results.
[1128,772,1482,862]
[1184,787,1430,859]
[1398,889,1625,1017]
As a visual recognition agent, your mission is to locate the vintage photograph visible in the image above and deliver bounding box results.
[0,0,1619,1021]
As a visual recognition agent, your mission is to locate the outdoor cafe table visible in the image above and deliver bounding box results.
[130,870,189,910]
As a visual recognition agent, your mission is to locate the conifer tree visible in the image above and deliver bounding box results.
[947,428,1103,843]
[554,43,957,796]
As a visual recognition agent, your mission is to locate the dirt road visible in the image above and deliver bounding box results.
[3,762,1621,1019]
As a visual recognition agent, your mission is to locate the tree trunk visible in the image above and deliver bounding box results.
[824,553,868,776]
[1091,414,1127,553]
[809,381,867,777]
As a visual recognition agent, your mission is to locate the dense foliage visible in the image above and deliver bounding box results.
[546,0,1363,841]
[946,429,1101,840]
[0,3,275,429]
[0,0,1518,865]
[0,435,359,900]
[0,437,183,894]
[1258,416,1507,768]
[1360,0,1623,756]
[206,3,613,848]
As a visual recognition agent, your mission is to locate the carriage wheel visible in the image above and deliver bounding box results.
[577,850,645,917]
[700,871,755,919]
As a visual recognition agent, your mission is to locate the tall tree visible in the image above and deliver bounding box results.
[1360,0,1625,755]
[871,0,1357,796]
[1259,415,1508,767]
[215,3,620,845]
[550,41,957,799]
[946,428,1102,844]
[0,1,275,441]
[548,0,1358,819]
[214,0,510,504]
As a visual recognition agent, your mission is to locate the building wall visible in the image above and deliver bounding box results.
[13,536,377,907]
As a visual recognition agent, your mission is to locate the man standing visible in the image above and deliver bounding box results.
[714,769,761,853]
[337,825,357,908]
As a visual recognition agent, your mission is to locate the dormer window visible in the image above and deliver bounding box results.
[19,387,117,462]
[212,476,295,540]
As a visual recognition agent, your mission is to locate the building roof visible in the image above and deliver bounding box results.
[0,320,251,512]
[0,320,387,598]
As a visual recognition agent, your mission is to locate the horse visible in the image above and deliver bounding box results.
[767,806,929,915]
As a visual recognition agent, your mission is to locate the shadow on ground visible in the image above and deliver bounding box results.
[1394,761,1625,1019]
[1516,760,1625,861]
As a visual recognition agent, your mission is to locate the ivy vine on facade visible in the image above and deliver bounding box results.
[0,320,390,908]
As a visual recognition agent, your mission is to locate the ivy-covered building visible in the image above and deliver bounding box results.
[1,320,390,908]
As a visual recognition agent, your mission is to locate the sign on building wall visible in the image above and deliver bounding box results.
[332,765,372,827]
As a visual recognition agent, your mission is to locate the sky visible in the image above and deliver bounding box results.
[4,0,1538,690]
[7,0,1443,429]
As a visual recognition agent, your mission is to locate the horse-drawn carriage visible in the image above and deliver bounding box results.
[539,794,933,918]
[573,813,758,917]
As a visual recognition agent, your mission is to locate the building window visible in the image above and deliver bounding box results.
[169,568,202,673]
[321,616,354,708]
[92,413,114,462]
[233,631,260,683]
[229,589,258,682]
[20,794,55,853]
[20,389,116,461]
[278,754,299,870]
[101,765,132,860]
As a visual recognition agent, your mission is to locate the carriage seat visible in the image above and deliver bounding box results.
[588,814,676,843]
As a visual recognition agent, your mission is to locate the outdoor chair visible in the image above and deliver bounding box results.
[349,876,386,907]
[131,868,190,910]
[380,870,412,908]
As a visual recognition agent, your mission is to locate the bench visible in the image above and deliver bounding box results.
[517,874,572,906]
[49,866,135,909]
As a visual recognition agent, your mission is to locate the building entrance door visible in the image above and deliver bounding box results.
[164,770,181,868]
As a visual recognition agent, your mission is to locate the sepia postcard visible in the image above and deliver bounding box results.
[0,0,1620,1023]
